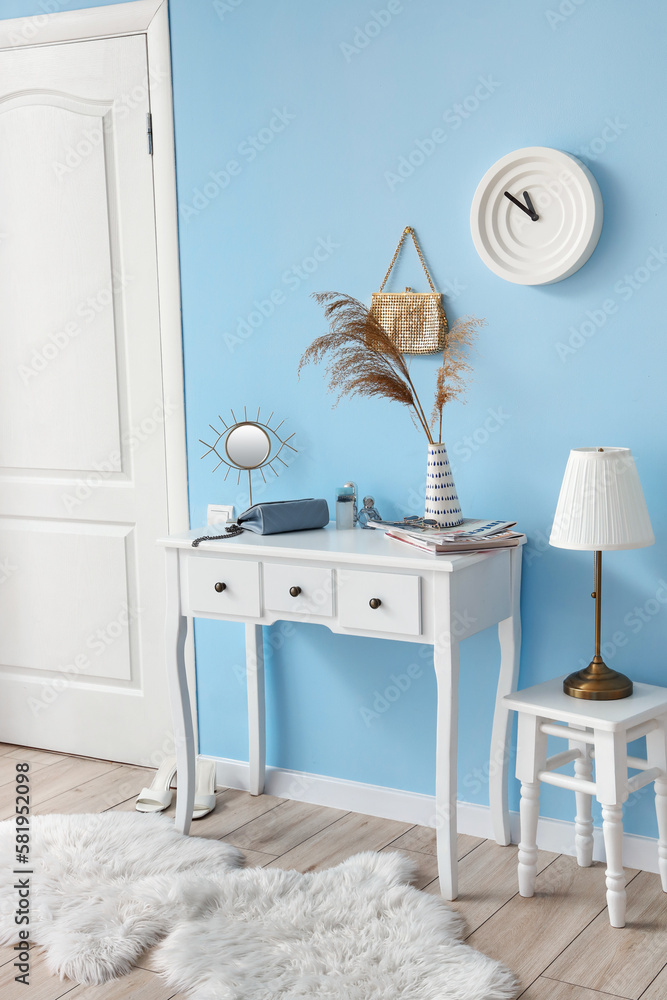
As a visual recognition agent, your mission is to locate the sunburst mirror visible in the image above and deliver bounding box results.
[199,407,297,505]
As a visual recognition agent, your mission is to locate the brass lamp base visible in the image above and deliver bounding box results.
[563,655,633,701]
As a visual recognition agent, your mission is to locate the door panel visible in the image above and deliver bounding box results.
[0,519,132,681]
[0,32,174,763]
[0,97,121,472]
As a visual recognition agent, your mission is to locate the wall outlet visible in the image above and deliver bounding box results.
[207,503,235,526]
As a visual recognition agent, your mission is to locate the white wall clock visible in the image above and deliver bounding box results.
[470,146,603,285]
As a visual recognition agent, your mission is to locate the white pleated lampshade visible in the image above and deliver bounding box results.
[549,447,654,551]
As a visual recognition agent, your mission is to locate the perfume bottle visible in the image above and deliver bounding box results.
[335,485,356,529]
[343,481,358,524]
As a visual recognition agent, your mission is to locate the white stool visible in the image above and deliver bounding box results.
[503,677,667,928]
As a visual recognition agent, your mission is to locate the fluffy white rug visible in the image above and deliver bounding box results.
[0,812,242,983]
[158,850,517,1000]
[0,814,517,999]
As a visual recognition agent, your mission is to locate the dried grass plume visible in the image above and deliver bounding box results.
[430,315,485,443]
[299,293,484,445]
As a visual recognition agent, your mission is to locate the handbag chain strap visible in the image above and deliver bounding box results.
[378,226,437,294]
[191,523,245,547]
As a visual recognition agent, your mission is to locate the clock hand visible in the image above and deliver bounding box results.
[504,190,539,221]
[504,191,533,217]
[523,191,539,221]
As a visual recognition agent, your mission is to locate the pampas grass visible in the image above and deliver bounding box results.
[431,314,485,443]
[300,293,484,445]
[299,292,434,442]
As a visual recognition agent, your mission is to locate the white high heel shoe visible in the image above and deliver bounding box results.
[192,759,217,819]
[135,755,177,813]
[135,756,217,819]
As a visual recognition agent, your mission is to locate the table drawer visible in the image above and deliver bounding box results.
[263,563,334,616]
[186,556,260,617]
[338,570,421,636]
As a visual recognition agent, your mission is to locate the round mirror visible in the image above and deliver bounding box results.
[224,422,271,469]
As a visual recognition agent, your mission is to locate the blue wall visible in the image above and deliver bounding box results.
[7,0,667,838]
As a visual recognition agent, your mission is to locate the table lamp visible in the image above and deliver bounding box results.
[549,447,654,700]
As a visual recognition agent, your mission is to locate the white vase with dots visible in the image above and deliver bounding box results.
[425,442,463,528]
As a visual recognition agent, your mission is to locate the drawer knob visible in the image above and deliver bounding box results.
[214,582,227,593]
[289,586,302,597]
[369,598,382,610]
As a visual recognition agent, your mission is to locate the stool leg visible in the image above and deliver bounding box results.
[574,748,594,867]
[601,804,626,928]
[655,777,667,893]
[516,713,547,899]
[518,781,540,897]
[646,717,667,893]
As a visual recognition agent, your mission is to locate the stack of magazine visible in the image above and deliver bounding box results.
[369,518,524,555]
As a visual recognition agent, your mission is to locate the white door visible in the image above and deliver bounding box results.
[0,32,176,763]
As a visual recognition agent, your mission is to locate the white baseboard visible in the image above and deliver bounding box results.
[202,755,661,876]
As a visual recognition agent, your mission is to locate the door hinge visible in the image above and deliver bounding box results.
[146,112,153,155]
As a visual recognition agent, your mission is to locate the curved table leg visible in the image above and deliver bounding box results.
[490,545,523,846]
[165,547,195,834]
[434,635,461,901]
[246,623,266,796]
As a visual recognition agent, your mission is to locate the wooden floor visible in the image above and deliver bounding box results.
[1,746,666,999]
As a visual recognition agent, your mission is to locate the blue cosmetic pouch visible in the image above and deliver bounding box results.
[192,499,329,546]
[238,498,329,534]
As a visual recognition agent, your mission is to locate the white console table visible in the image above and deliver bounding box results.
[159,524,524,899]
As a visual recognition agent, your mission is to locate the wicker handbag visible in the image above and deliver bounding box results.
[369,227,447,355]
